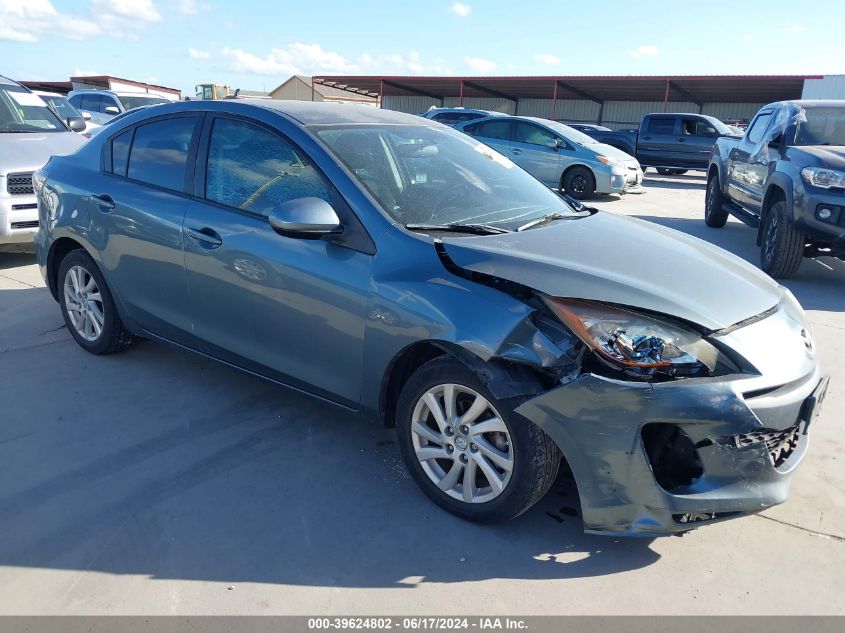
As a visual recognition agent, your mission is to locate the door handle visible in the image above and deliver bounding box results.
[90,193,115,211]
[678,138,686,143]
[511,148,522,155]
[186,226,223,247]
[642,136,651,141]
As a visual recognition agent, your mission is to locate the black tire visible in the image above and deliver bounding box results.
[396,357,560,523]
[761,200,804,279]
[704,172,729,228]
[656,167,674,176]
[58,249,134,354]
[561,166,596,200]
[673,169,688,175]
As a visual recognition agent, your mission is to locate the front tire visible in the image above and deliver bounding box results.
[562,166,596,200]
[761,201,804,279]
[704,172,729,228]
[58,249,134,354]
[396,357,560,523]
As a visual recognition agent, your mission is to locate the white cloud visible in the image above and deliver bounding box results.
[632,44,659,57]
[188,47,210,59]
[789,24,804,33]
[0,0,161,42]
[223,44,452,77]
[91,0,161,23]
[178,0,198,14]
[534,53,560,66]
[465,55,496,73]
[743,33,754,42]
[450,2,471,17]
[222,42,358,76]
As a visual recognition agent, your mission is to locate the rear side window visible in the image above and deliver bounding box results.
[205,117,331,216]
[111,129,132,176]
[745,113,773,144]
[68,95,83,108]
[467,119,512,141]
[646,117,676,135]
[127,116,197,191]
[80,94,101,112]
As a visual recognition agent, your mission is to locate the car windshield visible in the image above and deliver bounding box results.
[316,124,576,230]
[794,107,845,146]
[701,115,731,136]
[539,120,601,145]
[40,95,82,121]
[0,86,65,133]
[117,95,169,110]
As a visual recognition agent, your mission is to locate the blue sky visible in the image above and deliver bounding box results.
[2,0,844,96]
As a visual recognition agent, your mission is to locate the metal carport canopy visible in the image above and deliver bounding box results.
[312,75,817,105]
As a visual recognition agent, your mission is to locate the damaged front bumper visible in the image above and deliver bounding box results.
[516,369,827,536]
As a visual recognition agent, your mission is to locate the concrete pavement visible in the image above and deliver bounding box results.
[1,171,843,615]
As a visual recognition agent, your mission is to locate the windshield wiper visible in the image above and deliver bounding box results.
[405,222,509,235]
[517,212,573,231]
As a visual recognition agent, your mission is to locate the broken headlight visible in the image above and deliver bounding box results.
[544,297,726,379]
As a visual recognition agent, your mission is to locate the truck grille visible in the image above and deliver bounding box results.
[6,173,34,196]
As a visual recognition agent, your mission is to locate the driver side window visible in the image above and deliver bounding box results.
[205,117,331,216]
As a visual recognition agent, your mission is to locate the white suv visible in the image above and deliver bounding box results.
[0,76,84,247]
[67,89,170,125]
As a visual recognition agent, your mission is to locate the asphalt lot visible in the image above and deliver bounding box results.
[1,170,843,615]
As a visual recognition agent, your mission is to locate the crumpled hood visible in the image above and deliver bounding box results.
[793,146,845,170]
[0,131,85,174]
[441,211,783,331]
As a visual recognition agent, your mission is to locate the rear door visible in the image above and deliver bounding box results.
[181,114,373,404]
[637,115,679,166]
[677,116,719,168]
[726,109,774,210]
[93,113,201,339]
[463,118,515,157]
[510,121,562,186]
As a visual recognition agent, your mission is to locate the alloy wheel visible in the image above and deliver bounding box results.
[411,384,513,504]
[63,265,104,342]
[763,212,780,266]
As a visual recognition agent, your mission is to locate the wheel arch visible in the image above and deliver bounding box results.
[757,179,792,246]
[379,339,552,428]
[46,237,91,301]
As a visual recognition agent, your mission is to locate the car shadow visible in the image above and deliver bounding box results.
[0,285,660,591]
[633,215,845,312]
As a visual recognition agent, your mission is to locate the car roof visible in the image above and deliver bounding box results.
[768,100,845,109]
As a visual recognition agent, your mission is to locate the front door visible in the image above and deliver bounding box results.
[727,109,774,211]
[638,115,679,166]
[182,115,372,404]
[510,121,562,187]
[677,117,719,168]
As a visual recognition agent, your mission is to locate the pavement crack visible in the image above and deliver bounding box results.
[0,272,41,289]
[756,513,845,543]
[39,324,66,336]
[1,338,69,354]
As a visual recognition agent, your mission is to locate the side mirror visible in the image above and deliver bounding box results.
[81,111,92,121]
[67,117,86,132]
[104,106,120,116]
[268,197,343,239]
[545,138,561,150]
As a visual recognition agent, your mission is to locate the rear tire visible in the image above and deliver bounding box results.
[761,201,804,279]
[704,172,729,228]
[656,167,674,176]
[58,249,134,354]
[562,166,596,200]
[673,169,688,175]
[396,357,560,523]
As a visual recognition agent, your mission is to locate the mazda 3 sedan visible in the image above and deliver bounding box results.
[35,101,827,535]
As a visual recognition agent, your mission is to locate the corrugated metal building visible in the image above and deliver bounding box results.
[270,75,377,105]
[310,74,845,128]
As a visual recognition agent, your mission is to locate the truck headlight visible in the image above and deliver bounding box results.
[544,297,730,378]
[801,167,845,189]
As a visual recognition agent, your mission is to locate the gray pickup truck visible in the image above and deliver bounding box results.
[585,113,738,173]
[706,100,845,278]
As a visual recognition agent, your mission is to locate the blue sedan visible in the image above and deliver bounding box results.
[33,100,824,535]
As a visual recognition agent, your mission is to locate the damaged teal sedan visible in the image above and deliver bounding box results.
[34,101,828,535]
